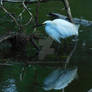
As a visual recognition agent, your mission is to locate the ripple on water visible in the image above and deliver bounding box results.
[2,78,18,92]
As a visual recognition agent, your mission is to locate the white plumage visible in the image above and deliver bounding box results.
[43,19,80,43]
[43,67,78,91]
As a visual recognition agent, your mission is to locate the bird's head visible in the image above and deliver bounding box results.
[43,20,57,27]
[33,20,55,28]
[42,20,52,25]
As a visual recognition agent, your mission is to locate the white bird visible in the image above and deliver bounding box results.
[43,19,80,43]
[43,67,78,92]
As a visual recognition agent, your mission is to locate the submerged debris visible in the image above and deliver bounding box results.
[39,37,54,60]
[43,67,78,91]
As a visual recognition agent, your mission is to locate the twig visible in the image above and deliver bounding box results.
[35,0,40,26]
[0,59,79,66]
[0,32,17,43]
[3,0,48,3]
[18,9,25,21]
[0,0,3,5]
[0,63,13,66]
[62,0,73,23]
[0,62,65,68]
[20,67,25,81]
[0,0,19,26]
[30,35,40,51]
[22,0,33,25]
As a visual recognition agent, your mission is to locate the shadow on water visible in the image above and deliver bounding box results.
[0,0,92,92]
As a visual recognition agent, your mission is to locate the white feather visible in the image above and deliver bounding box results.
[44,19,79,43]
[43,67,78,91]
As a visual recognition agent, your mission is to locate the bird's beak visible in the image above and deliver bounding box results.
[38,24,44,26]
[33,23,44,28]
[42,22,46,25]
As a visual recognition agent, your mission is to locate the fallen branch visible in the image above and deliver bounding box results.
[48,13,92,26]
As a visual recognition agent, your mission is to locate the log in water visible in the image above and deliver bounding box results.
[48,13,92,27]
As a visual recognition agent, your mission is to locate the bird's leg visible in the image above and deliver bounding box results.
[62,88,65,92]
[72,36,78,42]
[55,41,62,57]
[63,39,68,54]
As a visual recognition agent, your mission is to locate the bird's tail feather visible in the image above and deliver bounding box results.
[75,24,80,30]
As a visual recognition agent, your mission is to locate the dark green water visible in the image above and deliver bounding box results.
[0,0,92,92]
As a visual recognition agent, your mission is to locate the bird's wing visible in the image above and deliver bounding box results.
[54,67,78,90]
[44,68,62,85]
[53,19,78,38]
[75,24,80,30]
[45,24,61,43]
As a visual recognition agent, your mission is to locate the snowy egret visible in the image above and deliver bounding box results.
[43,67,78,92]
[43,19,80,43]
